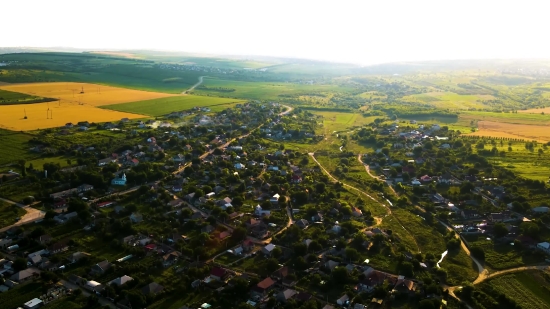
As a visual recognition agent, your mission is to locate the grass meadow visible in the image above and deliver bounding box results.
[102,95,244,116]
[0,201,26,228]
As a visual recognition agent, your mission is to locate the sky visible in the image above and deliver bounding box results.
[3,0,550,65]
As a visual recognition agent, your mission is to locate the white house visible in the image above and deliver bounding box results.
[270,193,280,204]
[331,225,342,234]
[537,242,550,254]
[432,124,441,131]
[111,173,127,186]
[440,144,451,149]
[262,244,276,256]
[255,205,271,217]
[234,163,245,170]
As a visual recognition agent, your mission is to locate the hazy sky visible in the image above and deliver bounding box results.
[3,0,549,64]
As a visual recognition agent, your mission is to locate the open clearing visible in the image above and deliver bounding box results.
[102,95,245,116]
[466,121,550,142]
[0,82,176,106]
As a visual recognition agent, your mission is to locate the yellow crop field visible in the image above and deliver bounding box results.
[467,121,550,142]
[0,82,182,131]
[0,102,145,131]
[0,82,176,107]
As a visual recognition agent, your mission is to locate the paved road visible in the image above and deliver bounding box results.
[182,76,206,94]
[0,197,45,232]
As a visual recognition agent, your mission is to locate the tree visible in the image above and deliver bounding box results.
[331,267,348,284]
[315,182,326,194]
[494,223,508,238]
[418,299,436,309]
[398,261,414,277]
[13,258,28,271]
[265,258,279,273]
[345,247,359,262]
[520,222,540,238]
[470,247,485,261]
[271,247,283,259]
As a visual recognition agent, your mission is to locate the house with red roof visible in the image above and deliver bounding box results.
[210,267,228,281]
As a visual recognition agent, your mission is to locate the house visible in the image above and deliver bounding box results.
[272,266,290,281]
[110,275,134,286]
[254,205,271,217]
[420,175,432,182]
[331,225,342,234]
[167,198,183,208]
[28,255,42,265]
[98,157,115,166]
[173,154,185,163]
[162,251,180,267]
[489,213,506,223]
[291,175,302,184]
[172,185,183,192]
[84,280,103,292]
[352,207,363,217]
[242,239,254,252]
[234,163,245,170]
[262,244,276,256]
[218,231,231,240]
[10,269,37,283]
[65,123,74,128]
[141,282,164,295]
[295,292,313,302]
[253,277,276,295]
[53,212,78,224]
[337,294,350,306]
[49,240,69,254]
[130,212,143,223]
[537,242,550,254]
[277,289,297,303]
[325,260,339,272]
[68,252,90,263]
[210,267,228,281]
[91,260,111,275]
[37,234,52,244]
[532,207,549,214]
[461,209,480,220]
[393,276,417,295]
[295,219,309,229]
[23,298,43,309]
[312,213,323,222]
[111,173,127,186]
[271,193,280,204]
[202,225,215,233]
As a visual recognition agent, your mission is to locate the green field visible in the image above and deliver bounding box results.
[402,92,492,110]
[0,89,55,105]
[480,271,550,309]
[0,201,25,228]
[0,129,35,165]
[193,78,352,101]
[466,237,543,270]
[101,95,244,116]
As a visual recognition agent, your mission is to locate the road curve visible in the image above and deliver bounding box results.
[0,197,45,233]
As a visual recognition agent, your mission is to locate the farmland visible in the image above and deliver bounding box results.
[0,82,176,106]
[466,121,550,142]
[0,82,184,130]
[101,95,245,116]
[0,282,43,309]
[0,89,55,105]
[193,78,352,101]
[0,102,145,131]
[480,271,550,309]
[402,92,494,110]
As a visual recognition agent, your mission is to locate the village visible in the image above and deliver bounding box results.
[0,103,549,309]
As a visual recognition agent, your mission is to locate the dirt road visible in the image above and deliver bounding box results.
[182,76,205,94]
[0,197,45,232]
